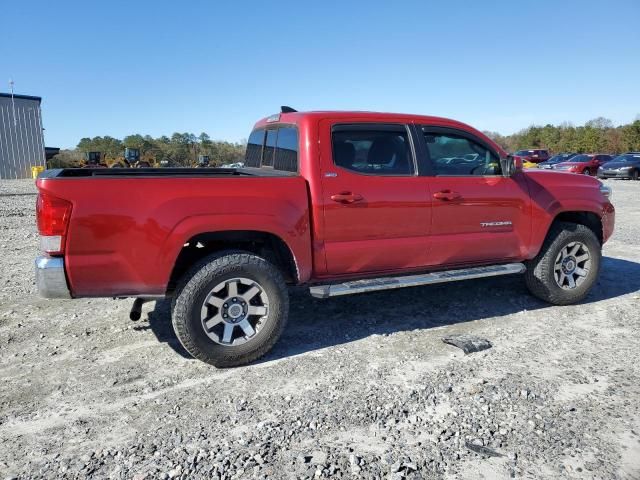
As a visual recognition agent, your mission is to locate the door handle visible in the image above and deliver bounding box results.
[433,190,461,201]
[331,192,363,204]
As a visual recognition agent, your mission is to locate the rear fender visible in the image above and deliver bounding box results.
[155,213,312,286]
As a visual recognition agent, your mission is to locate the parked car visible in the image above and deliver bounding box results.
[553,154,613,175]
[514,149,550,164]
[538,153,578,169]
[35,108,615,367]
[597,153,640,180]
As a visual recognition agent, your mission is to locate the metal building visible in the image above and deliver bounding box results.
[0,93,46,179]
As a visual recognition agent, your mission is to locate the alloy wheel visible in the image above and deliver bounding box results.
[553,242,591,290]
[200,278,269,345]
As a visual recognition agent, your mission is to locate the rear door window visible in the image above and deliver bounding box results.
[332,125,414,175]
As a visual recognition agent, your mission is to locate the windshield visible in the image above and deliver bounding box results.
[612,154,640,163]
[547,153,575,163]
[515,150,534,156]
[569,154,591,163]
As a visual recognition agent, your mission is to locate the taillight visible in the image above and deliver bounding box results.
[36,193,72,255]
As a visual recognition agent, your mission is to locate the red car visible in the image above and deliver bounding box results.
[553,154,613,175]
[35,108,615,367]
[514,149,550,164]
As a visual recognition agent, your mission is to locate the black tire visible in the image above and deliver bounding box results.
[172,251,289,367]
[583,168,590,175]
[524,222,601,305]
[632,169,639,181]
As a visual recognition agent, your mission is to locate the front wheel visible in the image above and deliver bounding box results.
[583,168,591,175]
[524,222,601,305]
[172,252,289,367]
[632,169,639,181]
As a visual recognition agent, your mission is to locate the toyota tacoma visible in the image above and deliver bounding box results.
[35,108,615,367]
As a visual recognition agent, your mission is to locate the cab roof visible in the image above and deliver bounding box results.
[252,110,505,155]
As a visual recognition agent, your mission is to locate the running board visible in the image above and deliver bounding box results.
[309,263,526,299]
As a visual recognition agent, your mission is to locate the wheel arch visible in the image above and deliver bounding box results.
[166,230,300,294]
[533,211,603,259]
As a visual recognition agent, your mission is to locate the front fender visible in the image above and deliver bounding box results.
[525,171,611,258]
[529,199,610,258]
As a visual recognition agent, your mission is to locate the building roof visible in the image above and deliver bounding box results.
[0,92,42,103]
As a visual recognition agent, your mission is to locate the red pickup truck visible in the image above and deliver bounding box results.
[35,108,615,367]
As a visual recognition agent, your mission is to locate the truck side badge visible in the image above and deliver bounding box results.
[480,221,513,227]
[324,172,338,177]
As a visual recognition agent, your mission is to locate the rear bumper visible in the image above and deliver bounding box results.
[35,256,71,298]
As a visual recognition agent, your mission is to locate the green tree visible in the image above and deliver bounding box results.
[123,134,153,154]
[77,136,123,157]
[622,120,640,152]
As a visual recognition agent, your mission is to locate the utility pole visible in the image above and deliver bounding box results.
[9,78,17,126]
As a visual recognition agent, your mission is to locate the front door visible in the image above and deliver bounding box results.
[418,126,531,266]
[318,121,431,276]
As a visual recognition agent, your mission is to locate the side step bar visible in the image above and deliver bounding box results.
[309,263,526,299]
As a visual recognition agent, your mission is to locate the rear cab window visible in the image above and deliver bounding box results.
[244,126,299,173]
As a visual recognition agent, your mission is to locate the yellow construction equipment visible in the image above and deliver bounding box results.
[76,151,107,168]
[98,148,158,168]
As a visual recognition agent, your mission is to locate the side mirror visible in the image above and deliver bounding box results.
[501,155,522,177]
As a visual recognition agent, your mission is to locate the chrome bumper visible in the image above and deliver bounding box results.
[35,256,71,298]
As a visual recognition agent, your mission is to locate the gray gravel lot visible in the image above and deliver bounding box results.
[0,178,639,479]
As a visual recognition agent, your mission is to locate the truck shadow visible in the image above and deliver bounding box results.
[140,301,191,358]
[144,256,640,363]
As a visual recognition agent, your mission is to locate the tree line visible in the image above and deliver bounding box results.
[50,132,246,167]
[484,117,640,154]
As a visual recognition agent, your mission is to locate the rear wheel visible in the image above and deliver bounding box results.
[172,252,289,367]
[632,169,639,181]
[524,222,601,305]
[583,168,591,175]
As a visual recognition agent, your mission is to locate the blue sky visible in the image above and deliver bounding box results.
[2,0,639,148]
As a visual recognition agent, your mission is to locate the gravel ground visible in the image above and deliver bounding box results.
[0,178,639,480]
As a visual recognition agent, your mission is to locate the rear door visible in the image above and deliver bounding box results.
[318,121,431,275]
[418,126,531,266]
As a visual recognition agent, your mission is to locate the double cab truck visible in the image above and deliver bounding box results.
[35,108,615,367]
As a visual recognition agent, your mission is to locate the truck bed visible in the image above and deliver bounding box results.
[36,169,312,297]
[40,167,297,178]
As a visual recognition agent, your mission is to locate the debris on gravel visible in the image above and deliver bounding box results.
[442,334,493,354]
[1,178,639,479]
[465,439,504,457]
